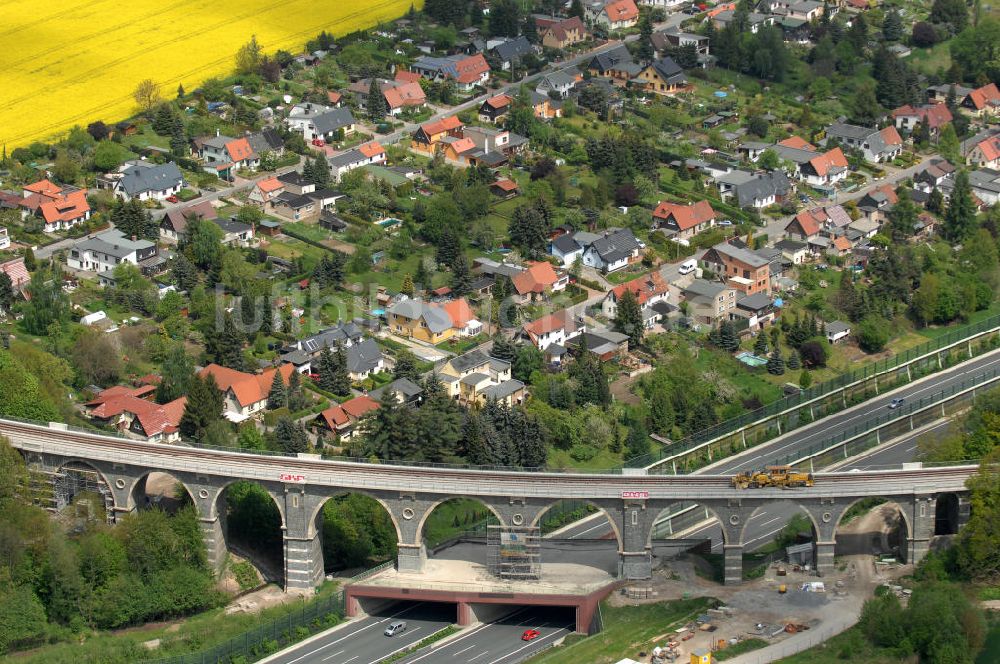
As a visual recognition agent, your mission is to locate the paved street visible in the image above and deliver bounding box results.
[397,606,576,664]
[263,602,454,664]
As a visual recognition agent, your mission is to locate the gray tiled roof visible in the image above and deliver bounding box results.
[120,162,183,196]
[311,107,356,135]
[450,349,490,374]
[345,338,382,374]
[480,379,525,400]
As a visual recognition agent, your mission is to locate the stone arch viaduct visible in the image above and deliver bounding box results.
[5,419,976,589]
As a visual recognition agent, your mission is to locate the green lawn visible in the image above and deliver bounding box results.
[528,597,717,664]
[548,446,625,472]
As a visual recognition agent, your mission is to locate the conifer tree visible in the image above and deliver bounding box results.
[613,288,644,348]
[767,345,786,375]
[180,374,224,441]
[267,370,287,410]
[332,345,352,396]
[367,78,389,121]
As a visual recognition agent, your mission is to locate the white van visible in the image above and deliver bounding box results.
[678,259,697,275]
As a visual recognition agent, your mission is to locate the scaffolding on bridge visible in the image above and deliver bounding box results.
[487,525,541,580]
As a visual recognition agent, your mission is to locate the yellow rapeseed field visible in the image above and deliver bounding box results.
[0,0,416,149]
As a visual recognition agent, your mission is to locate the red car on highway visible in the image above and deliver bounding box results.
[522,629,540,641]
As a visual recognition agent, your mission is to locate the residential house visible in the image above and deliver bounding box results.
[160,200,217,241]
[411,116,465,154]
[733,293,775,333]
[892,103,953,137]
[214,217,255,247]
[522,309,582,351]
[31,186,91,232]
[713,10,774,32]
[246,127,285,158]
[588,0,640,29]
[350,79,426,117]
[86,385,186,444]
[784,209,823,241]
[537,16,588,49]
[329,141,387,181]
[968,134,1000,170]
[511,261,567,303]
[491,178,520,199]
[962,82,1000,118]
[773,143,849,188]
[926,83,974,104]
[581,228,644,273]
[439,350,524,406]
[0,258,29,293]
[479,94,513,124]
[248,177,285,208]
[701,241,771,296]
[314,396,379,439]
[587,45,643,86]
[268,171,343,220]
[719,170,792,209]
[652,28,710,60]
[825,321,851,344]
[344,338,385,381]
[601,271,670,327]
[369,377,423,405]
[636,57,689,96]
[682,279,737,325]
[969,169,1000,206]
[775,238,810,264]
[198,363,295,422]
[67,229,157,274]
[0,228,9,251]
[529,90,563,120]
[286,103,356,142]
[535,67,582,98]
[913,158,956,193]
[409,53,491,91]
[432,298,483,337]
[652,200,716,239]
[565,328,630,361]
[489,36,535,71]
[825,123,903,163]
[195,134,259,177]
[549,233,584,268]
[386,298,456,343]
[108,162,184,202]
[856,183,899,221]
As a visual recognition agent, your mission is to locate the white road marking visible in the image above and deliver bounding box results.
[282,604,424,664]
[468,651,490,660]
[486,627,571,664]
[322,650,345,661]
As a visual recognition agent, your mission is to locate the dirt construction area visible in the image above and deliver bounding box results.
[607,505,911,662]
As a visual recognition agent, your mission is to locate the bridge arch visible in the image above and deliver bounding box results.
[833,496,911,560]
[55,458,117,514]
[214,480,287,584]
[646,501,730,550]
[307,490,401,542]
[530,499,623,550]
[417,496,504,548]
[127,471,195,513]
[309,491,401,573]
[738,501,821,549]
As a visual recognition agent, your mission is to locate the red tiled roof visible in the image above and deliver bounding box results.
[358,141,385,159]
[23,179,61,197]
[226,137,255,163]
[484,94,513,109]
[975,135,1000,162]
[967,83,1000,111]
[198,364,294,408]
[609,271,668,306]
[809,147,848,177]
[892,103,953,130]
[257,177,283,193]
[446,137,476,155]
[869,183,899,204]
[420,115,464,137]
[383,81,426,109]
[395,70,423,84]
[318,404,350,429]
[833,236,853,251]
[878,125,903,147]
[341,395,379,419]
[541,16,587,42]
[0,258,29,288]
[603,0,639,22]
[523,310,575,340]
[327,91,343,104]
[453,54,491,85]
[39,190,89,225]
[652,200,716,231]
[789,210,822,237]
[492,178,518,192]
[434,298,477,328]
[511,261,560,295]
[707,2,736,18]
[88,393,186,438]
[778,135,816,151]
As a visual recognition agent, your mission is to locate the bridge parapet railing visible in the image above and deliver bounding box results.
[631,315,1000,471]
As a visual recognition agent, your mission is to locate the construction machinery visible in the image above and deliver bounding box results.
[731,465,814,489]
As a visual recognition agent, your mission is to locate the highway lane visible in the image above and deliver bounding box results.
[398,607,575,664]
[700,348,1000,476]
[263,602,454,664]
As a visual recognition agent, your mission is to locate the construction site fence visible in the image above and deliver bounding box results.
[632,317,1000,471]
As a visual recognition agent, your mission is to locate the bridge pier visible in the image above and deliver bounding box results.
[200,516,227,576]
[724,544,743,585]
[815,541,836,576]
[285,530,324,591]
